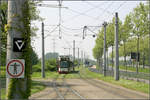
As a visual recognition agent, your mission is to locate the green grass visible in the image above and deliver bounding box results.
[1,80,46,99]
[102,65,149,74]
[31,81,46,95]
[32,71,59,78]
[80,67,149,94]
[119,65,149,73]
[32,66,81,79]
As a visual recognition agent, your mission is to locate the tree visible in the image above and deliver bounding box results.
[120,14,133,67]
[93,28,104,60]
[31,48,39,66]
[130,3,149,73]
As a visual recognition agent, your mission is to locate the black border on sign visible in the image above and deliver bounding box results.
[7,60,24,77]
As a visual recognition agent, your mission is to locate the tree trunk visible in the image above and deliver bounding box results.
[6,0,31,99]
[123,40,127,72]
[106,49,109,70]
[136,35,140,74]
[112,45,114,71]
[142,52,145,69]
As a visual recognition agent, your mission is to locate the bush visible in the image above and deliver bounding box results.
[32,59,57,73]
[32,64,41,72]
[45,59,57,71]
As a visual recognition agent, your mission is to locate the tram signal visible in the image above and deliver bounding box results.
[131,52,140,61]
[131,52,136,59]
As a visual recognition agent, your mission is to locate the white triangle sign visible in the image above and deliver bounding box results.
[15,40,25,50]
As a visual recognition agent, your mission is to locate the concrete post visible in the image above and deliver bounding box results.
[114,12,119,81]
[103,21,107,76]
[41,22,45,78]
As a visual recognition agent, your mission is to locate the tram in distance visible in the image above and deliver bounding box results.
[56,56,74,74]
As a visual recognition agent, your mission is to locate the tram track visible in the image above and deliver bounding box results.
[52,74,86,99]
[62,75,86,100]
[78,72,131,99]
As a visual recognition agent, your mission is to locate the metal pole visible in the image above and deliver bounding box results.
[114,12,119,81]
[41,22,45,78]
[107,49,109,70]
[84,52,85,66]
[58,0,62,39]
[78,48,79,68]
[81,50,83,65]
[103,21,107,76]
[73,40,75,71]
[52,39,55,58]
[69,48,70,57]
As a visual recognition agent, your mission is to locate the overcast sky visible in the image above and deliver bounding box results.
[31,0,146,60]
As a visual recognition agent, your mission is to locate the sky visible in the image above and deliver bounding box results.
[31,0,147,60]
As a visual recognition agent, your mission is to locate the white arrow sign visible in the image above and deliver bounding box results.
[15,40,25,50]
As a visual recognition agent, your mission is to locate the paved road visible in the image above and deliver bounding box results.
[29,78,148,99]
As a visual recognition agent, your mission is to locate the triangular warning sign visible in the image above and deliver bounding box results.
[15,40,25,50]
[13,38,26,52]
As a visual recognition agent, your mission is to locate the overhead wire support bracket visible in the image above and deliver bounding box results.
[82,25,102,39]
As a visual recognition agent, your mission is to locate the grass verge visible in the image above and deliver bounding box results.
[31,81,46,95]
[119,65,149,73]
[80,67,149,94]
[106,65,149,73]
[1,79,46,99]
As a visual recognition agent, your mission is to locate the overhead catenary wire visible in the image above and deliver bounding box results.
[37,1,135,61]
[62,2,108,24]
[44,25,59,38]
[58,0,62,39]
[105,1,127,22]
[61,25,83,31]
[112,1,126,14]
[87,27,99,35]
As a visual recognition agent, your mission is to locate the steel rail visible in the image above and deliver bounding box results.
[62,76,86,100]
[52,75,65,100]
[78,72,129,99]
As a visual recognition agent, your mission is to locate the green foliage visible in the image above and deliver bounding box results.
[93,2,149,68]
[93,16,122,60]
[32,59,57,73]
[119,65,149,73]
[31,81,46,95]
[131,3,149,37]
[73,59,78,66]
[93,30,104,59]
[0,2,7,65]
[45,59,57,71]
[31,48,39,66]
[32,64,41,72]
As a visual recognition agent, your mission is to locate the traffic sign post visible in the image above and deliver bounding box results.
[6,59,25,78]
